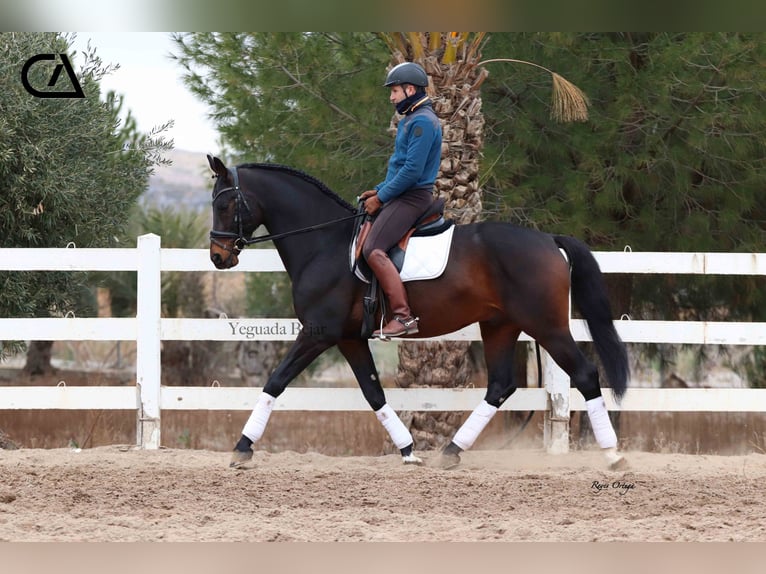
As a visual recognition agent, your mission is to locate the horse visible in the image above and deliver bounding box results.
[206,154,630,470]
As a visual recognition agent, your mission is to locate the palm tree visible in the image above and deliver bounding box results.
[377,33,488,450]
[378,32,588,450]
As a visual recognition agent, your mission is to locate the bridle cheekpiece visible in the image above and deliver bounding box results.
[209,166,252,255]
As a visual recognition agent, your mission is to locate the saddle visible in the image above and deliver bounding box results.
[351,198,453,338]
[352,197,451,280]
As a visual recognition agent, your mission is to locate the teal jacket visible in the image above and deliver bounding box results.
[375,100,442,203]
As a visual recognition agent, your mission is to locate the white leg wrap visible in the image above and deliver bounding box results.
[242,392,276,443]
[603,447,623,466]
[375,404,413,450]
[452,400,498,451]
[586,396,618,449]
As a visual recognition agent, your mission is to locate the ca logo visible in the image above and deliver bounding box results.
[21,53,85,99]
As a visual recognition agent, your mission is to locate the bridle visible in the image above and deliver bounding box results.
[209,166,366,258]
[209,166,252,256]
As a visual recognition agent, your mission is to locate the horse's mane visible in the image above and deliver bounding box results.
[239,163,355,212]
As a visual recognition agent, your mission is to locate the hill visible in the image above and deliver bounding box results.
[144,149,211,212]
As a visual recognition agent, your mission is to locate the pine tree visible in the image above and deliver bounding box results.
[480,33,766,321]
[172,32,391,199]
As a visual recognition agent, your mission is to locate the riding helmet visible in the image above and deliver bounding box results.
[384,62,429,88]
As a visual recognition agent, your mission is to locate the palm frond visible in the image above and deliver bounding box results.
[407,32,425,61]
[550,72,590,123]
[478,57,590,122]
[428,32,442,52]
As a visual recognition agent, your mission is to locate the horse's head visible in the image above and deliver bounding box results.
[207,154,261,269]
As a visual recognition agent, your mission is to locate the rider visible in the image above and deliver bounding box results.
[360,61,442,339]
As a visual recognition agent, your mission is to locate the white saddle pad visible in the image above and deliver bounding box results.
[351,224,455,283]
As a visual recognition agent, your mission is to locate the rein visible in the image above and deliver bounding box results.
[209,166,365,254]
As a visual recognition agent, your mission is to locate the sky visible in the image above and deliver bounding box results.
[70,32,220,153]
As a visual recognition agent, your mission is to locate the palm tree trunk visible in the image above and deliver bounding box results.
[23,340,56,377]
[382,33,488,451]
[378,33,590,452]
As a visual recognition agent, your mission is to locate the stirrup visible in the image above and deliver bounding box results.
[372,315,419,339]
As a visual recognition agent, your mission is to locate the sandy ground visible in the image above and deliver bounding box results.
[0,446,764,542]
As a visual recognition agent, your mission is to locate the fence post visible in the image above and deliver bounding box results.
[543,255,572,454]
[136,233,162,449]
[542,353,570,454]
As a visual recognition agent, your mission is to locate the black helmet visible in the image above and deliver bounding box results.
[384,62,428,88]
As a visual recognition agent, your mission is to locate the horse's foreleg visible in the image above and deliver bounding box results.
[230,332,333,468]
[337,339,422,465]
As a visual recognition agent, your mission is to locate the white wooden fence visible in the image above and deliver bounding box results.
[1,233,765,451]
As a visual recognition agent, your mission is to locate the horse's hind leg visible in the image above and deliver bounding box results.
[436,322,521,469]
[538,329,626,469]
[337,338,422,465]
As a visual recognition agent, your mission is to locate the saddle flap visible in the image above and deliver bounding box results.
[351,222,455,284]
[354,220,373,262]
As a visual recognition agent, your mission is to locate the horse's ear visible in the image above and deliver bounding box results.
[207,154,228,179]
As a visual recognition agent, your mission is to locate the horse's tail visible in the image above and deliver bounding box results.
[554,235,629,401]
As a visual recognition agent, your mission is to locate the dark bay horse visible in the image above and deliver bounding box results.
[206,155,629,470]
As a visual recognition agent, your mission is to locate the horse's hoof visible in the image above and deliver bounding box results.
[430,452,461,470]
[402,453,423,466]
[609,456,629,471]
[229,449,253,469]
[603,447,628,470]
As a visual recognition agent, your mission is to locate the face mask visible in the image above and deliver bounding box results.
[395,90,427,114]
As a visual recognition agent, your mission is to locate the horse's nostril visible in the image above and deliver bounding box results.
[211,252,221,265]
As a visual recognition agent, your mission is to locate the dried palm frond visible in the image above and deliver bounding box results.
[550,72,591,123]
[478,58,590,122]
[407,32,425,61]
[378,33,409,59]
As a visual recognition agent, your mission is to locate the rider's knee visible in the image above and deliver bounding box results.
[363,245,385,262]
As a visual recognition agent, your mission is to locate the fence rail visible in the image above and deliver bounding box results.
[3,386,764,413]
[2,234,765,451]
